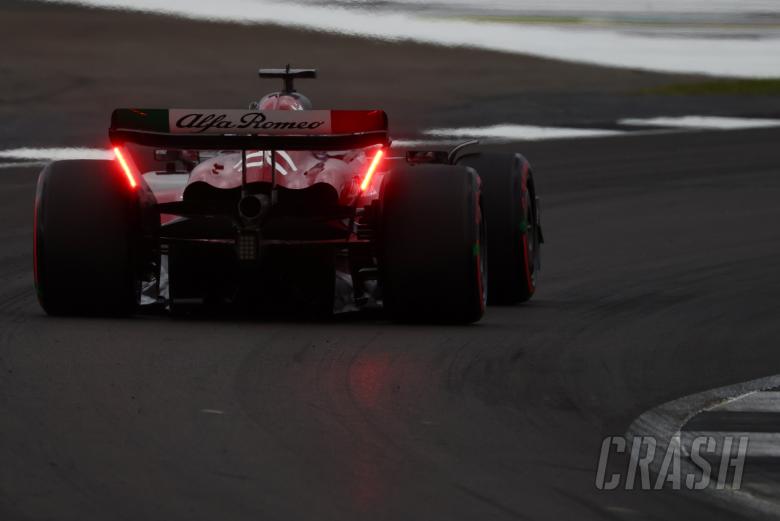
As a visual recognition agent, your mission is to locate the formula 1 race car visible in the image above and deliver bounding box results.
[33,68,542,323]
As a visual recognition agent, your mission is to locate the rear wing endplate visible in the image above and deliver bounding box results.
[109,109,389,150]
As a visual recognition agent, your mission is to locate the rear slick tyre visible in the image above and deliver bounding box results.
[380,164,486,324]
[34,160,148,316]
[457,152,540,304]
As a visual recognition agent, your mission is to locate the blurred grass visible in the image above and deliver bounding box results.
[642,79,780,95]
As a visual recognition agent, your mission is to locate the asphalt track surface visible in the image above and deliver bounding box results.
[2,3,780,520]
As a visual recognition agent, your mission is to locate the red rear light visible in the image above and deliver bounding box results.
[360,148,384,192]
[113,146,138,189]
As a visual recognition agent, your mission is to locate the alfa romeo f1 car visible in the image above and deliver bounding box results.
[34,68,542,323]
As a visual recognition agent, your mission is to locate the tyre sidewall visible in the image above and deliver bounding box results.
[34,160,146,315]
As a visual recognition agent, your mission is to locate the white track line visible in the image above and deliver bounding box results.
[0,148,113,161]
[620,116,780,130]
[5,116,778,164]
[708,392,780,413]
[423,124,626,141]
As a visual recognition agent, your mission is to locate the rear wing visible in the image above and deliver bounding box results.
[109,109,389,150]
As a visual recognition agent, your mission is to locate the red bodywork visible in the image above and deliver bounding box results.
[187,147,384,205]
[113,98,389,214]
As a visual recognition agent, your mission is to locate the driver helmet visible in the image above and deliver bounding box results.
[250,92,312,111]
